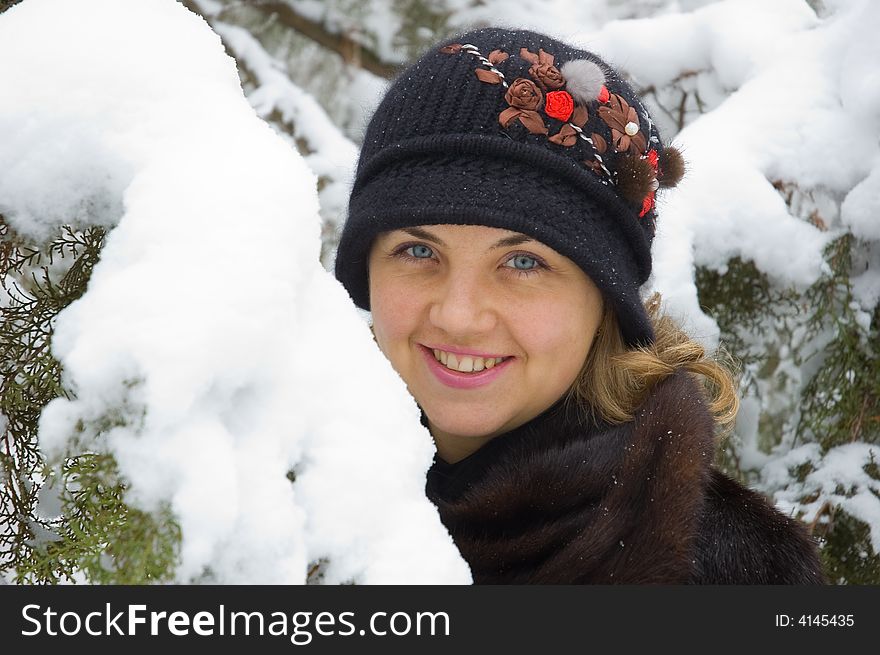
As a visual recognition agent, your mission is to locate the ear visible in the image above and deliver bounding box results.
[658,146,685,188]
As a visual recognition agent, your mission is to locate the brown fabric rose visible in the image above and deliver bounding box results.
[498,108,548,135]
[505,78,542,110]
[529,63,565,92]
[519,47,554,66]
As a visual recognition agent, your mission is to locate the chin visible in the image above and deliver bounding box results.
[424,407,508,440]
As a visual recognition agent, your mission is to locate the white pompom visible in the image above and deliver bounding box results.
[560,59,606,105]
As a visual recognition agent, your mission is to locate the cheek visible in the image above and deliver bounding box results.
[513,294,599,365]
[369,272,415,355]
[516,303,586,348]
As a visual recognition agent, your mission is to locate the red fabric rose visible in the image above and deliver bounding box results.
[545,91,574,122]
[598,85,610,104]
[647,149,659,171]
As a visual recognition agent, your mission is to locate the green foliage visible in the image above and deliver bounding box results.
[15,454,180,584]
[696,256,798,368]
[797,235,879,450]
[697,229,880,584]
[697,257,801,473]
[0,216,181,583]
[819,510,880,585]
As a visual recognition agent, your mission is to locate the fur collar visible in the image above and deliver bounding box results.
[426,371,716,583]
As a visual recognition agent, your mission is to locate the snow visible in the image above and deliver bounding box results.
[842,164,880,241]
[569,0,880,550]
[565,0,835,350]
[768,442,880,553]
[212,20,359,252]
[0,115,132,242]
[439,0,880,354]
[2,0,878,582]
[279,0,409,66]
[0,0,469,584]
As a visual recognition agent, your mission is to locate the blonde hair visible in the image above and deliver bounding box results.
[567,293,740,436]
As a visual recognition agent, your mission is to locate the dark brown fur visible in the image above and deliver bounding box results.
[615,154,657,206]
[426,371,826,584]
[659,146,686,188]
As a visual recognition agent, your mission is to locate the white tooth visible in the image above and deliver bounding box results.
[458,356,474,373]
[473,357,485,372]
[440,351,448,365]
[433,349,440,361]
[484,358,496,369]
[447,353,459,370]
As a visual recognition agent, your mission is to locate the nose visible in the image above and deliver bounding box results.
[428,268,497,338]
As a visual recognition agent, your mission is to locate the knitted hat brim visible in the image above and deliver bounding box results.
[336,152,654,347]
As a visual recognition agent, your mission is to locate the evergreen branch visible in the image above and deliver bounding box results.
[237,1,398,79]
[182,0,398,79]
[2,220,179,583]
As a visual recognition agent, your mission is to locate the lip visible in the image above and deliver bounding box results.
[418,345,513,390]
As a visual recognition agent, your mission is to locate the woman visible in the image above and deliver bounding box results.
[335,27,826,584]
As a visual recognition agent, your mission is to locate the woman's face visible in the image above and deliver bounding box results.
[368,224,604,462]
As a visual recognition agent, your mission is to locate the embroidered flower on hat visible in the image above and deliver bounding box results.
[549,104,588,146]
[499,78,547,135]
[520,47,565,92]
[598,93,647,155]
[505,78,542,110]
[545,91,574,122]
[439,41,683,222]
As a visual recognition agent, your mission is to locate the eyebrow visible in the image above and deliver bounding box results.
[400,227,535,250]
[490,234,535,249]
[402,227,447,247]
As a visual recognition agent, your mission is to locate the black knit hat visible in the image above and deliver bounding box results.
[335,27,684,347]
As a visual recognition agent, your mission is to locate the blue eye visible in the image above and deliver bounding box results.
[506,254,540,270]
[407,244,434,259]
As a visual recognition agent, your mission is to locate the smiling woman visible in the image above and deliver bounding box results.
[335,27,826,584]
[369,224,603,463]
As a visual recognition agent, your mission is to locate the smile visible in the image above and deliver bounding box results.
[419,345,513,389]
[431,348,509,373]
